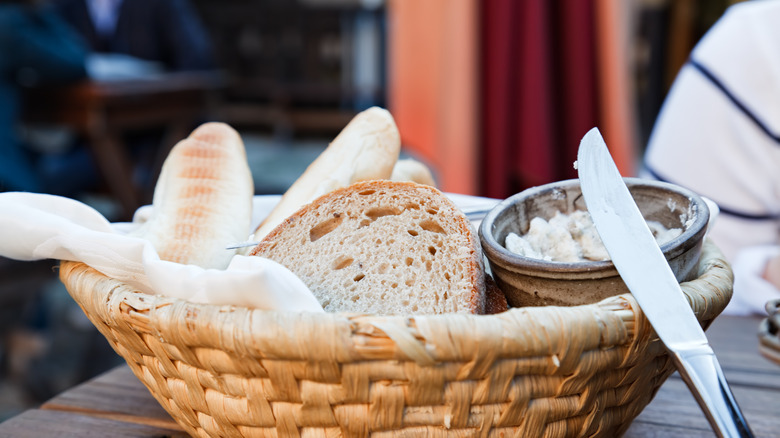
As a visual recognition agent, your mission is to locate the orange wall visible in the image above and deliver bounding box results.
[595,0,638,176]
[386,0,637,192]
[386,0,479,195]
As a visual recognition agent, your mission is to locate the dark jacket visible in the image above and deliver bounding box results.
[54,0,215,71]
[0,3,88,85]
[0,3,88,192]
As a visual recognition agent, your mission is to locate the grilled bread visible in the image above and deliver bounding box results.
[132,122,254,268]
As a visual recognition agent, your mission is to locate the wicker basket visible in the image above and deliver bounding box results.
[759,299,780,366]
[59,239,733,437]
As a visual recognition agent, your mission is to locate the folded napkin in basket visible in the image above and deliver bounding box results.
[0,192,323,312]
[0,192,499,313]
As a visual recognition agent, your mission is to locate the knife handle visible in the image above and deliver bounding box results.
[672,345,754,438]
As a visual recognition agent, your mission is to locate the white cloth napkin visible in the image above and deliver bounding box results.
[0,192,499,313]
[0,192,323,312]
[727,245,780,316]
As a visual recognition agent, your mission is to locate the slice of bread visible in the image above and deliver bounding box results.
[249,180,487,315]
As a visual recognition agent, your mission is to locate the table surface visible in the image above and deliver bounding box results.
[25,71,223,105]
[0,314,777,437]
[23,71,223,220]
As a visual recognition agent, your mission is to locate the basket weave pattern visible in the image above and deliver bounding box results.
[59,240,732,437]
[759,299,780,366]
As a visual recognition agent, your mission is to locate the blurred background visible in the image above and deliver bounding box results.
[0,0,743,421]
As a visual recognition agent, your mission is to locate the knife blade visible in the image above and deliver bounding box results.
[576,127,752,438]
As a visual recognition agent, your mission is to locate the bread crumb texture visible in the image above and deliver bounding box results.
[251,180,486,315]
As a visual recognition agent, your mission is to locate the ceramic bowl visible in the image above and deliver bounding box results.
[478,178,710,307]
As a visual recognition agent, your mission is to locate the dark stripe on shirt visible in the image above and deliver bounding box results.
[689,59,780,143]
[643,165,780,221]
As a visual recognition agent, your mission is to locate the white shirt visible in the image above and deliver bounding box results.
[642,0,780,315]
[86,0,124,37]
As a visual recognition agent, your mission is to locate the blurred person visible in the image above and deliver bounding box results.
[51,0,217,191]
[641,0,780,316]
[53,0,215,74]
[0,0,88,192]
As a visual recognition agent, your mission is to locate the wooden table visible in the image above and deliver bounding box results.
[0,315,777,437]
[23,72,223,219]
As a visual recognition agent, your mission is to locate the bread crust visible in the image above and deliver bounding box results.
[250,180,486,314]
[485,274,508,314]
[391,158,436,187]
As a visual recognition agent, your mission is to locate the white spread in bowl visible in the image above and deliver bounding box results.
[504,210,682,262]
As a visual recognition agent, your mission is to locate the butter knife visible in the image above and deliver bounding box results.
[577,128,753,438]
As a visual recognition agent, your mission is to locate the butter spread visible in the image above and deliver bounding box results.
[505,210,682,262]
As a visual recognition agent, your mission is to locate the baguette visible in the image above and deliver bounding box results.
[132,122,254,269]
[250,180,487,314]
[251,106,400,242]
[390,158,436,187]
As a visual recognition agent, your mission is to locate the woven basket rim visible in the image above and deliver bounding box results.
[60,239,733,367]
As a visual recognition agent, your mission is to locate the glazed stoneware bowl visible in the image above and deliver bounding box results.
[479,178,710,307]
